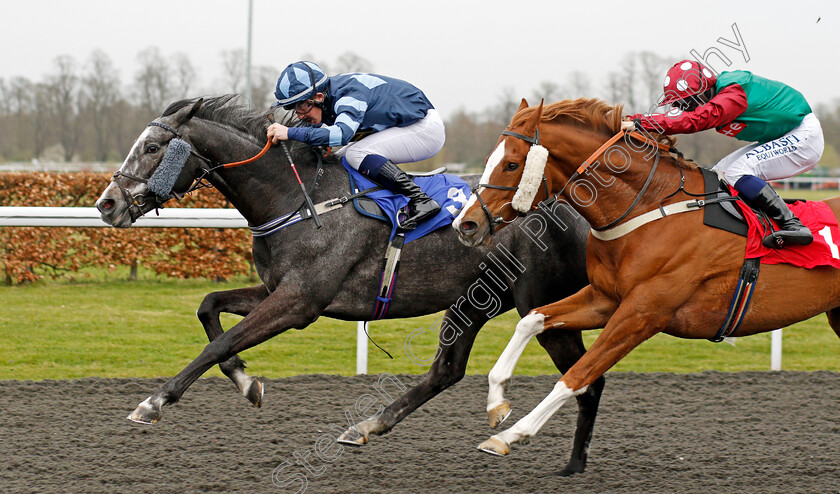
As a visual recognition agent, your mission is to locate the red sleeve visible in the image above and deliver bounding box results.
[630,85,748,135]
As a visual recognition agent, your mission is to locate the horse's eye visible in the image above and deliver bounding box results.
[504,162,519,172]
[145,145,159,154]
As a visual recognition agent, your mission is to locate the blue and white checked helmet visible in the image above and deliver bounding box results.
[274,61,329,109]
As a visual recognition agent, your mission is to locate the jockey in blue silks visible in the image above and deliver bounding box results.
[267,61,445,230]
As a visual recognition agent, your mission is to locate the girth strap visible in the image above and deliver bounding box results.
[710,257,761,343]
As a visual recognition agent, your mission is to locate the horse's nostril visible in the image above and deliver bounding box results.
[460,221,477,233]
[97,199,114,213]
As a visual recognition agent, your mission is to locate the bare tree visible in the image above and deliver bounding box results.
[171,52,197,99]
[0,79,8,115]
[487,86,521,126]
[220,49,246,94]
[47,55,83,161]
[637,51,670,110]
[134,47,173,118]
[333,51,374,73]
[531,80,564,103]
[83,50,121,161]
[251,65,280,109]
[1,77,35,160]
[32,82,53,160]
[566,71,592,98]
[602,71,623,106]
[620,56,637,112]
[6,77,33,117]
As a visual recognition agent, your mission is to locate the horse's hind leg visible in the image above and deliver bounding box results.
[825,307,840,339]
[338,306,488,445]
[487,286,613,429]
[196,284,269,407]
[536,330,605,476]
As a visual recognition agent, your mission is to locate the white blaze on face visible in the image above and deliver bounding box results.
[453,141,506,228]
[123,127,152,173]
[116,127,154,196]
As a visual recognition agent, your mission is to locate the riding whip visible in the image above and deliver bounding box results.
[278,142,321,229]
[268,114,322,230]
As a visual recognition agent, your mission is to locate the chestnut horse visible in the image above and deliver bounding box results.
[454,97,840,457]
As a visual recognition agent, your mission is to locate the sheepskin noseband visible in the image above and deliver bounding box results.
[511,144,548,212]
[147,138,191,199]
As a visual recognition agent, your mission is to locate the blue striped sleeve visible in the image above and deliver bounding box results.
[286,86,372,146]
[286,119,358,147]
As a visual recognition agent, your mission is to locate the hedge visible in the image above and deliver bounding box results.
[0,172,253,284]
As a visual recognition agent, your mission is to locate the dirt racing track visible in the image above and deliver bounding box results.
[1,371,838,493]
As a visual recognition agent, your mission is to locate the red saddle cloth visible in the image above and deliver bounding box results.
[730,189,840,268]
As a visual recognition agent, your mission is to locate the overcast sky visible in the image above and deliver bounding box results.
[2,0,838,117]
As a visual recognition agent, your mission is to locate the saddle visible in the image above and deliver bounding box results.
[695,168,840,342]
[700,167,749,237]
[347,166,451,224]
[701,167,840,268]
[341,161,472,319]
[701,167,804,238]
[340,159,471,243]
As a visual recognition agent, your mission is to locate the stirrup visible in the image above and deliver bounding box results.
[761,229,813,249]
[396,202,440,231]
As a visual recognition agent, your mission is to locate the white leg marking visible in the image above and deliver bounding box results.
[487,312,545,412]
[232,368,253,396]
[496,380,587,446]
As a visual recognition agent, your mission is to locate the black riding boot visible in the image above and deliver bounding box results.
[377,161,441,230]
[751,184,813,248]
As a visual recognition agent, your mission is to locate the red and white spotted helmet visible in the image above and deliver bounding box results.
[661,60,717,105]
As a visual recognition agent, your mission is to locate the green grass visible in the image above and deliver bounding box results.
[1,276,838,381]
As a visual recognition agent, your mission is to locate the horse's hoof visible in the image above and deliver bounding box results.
[245,378,263,408]
[127,398,161,424]
[557,464,585,477]
[336,427,368,446]
[478,436,510,456]
[488,402,511,428]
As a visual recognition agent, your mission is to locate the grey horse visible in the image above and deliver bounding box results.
[94,96,604,475]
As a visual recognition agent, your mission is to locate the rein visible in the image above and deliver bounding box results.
[110,119,326,231]
[110,121,220,222]
[545,130,670,232]
[485,126,674,234]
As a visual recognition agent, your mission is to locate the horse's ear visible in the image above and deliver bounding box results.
[518,98,529,112]
[523,99,544,132]
[174,98,204,126]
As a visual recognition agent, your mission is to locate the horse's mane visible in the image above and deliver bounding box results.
[161,95,299,147]
[513,98,696,169]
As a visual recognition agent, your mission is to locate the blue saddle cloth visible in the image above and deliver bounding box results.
[342,159,471,243]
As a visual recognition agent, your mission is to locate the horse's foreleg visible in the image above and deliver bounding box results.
[826,307,840,340]
[128,288,319,424]
[486,285,613,429]
[196,284,269,407]
[338,309,488,445]
[536,330,606,476]
[480,298,663,457]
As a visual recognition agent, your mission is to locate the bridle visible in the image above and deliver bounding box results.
[472,128,551,235]
[109,121,219,222]
[476,125,672,235]
[110,119,278,222]
[110,117,323,229]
